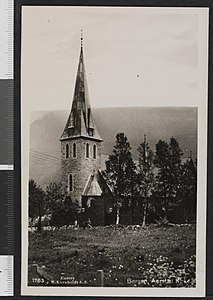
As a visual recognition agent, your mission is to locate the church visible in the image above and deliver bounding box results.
[59,34,115,226]
[59,34,197,227]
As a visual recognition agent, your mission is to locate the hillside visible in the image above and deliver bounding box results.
[30,107,197,187]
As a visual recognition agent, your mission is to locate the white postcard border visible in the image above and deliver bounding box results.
[21,6,209,297]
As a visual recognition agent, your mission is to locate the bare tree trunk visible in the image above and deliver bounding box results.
[141,197,144,224]
[142,198,148,227]
[37,205,42,232]
[116,206,120,225]
[142,187,148,227]
[37,215,42,232]
[162,205,169,224]
[162,191,169,224]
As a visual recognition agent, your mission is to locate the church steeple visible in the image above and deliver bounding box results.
[60,32,102,141]
[80,28,83,49]
[59,34,115,224]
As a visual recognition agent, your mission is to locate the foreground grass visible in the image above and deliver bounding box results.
[28,224,196,287]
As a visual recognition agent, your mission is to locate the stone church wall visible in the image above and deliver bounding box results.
[61,138,102,206]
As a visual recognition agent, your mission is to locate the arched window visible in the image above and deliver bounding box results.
[86,143,89,158]
[93,144,96,159]
[68,174,73,192]
[73,143,76,158]
[65,144,69,159]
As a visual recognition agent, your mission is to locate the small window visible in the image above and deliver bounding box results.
[73,143,76,158]
[86,143,89,158]
[93,144,96,159]
[68,174,73,192]
[65,144,69,159]
[88,128,94,137]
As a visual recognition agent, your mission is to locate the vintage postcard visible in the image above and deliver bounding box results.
[21,6,208,297]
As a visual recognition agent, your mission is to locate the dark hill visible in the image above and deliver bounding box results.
[30,107,197,187]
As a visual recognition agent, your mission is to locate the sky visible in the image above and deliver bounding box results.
[21,6,206,111]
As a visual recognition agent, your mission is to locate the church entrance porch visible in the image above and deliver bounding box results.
[80,196,116,227]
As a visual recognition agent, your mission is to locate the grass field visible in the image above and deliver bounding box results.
[28,224,196,287]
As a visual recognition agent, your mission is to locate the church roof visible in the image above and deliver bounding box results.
[182,156,197,177]
[60,34,102,142]
[82,170,113,197]
[83,172,102,196]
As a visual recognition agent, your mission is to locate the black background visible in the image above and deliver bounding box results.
[0,170,13,255]
[14,0,213,299]
[0,80,13,165]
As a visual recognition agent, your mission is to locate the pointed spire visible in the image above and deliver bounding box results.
[186,150,196,177]
[81,29,83,49]
[60,33,102,142]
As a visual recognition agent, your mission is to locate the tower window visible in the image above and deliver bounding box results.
[68,174,73,192]
[73,143,77,158]
[93,144,96,159]
[86,143,89,158]
[65,144,69,159]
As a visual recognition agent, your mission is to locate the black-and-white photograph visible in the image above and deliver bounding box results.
[21,6,208,297]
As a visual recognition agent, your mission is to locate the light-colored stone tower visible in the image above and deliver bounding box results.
[60,33,103,207]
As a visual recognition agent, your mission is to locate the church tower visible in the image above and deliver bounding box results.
[60,33,103,207]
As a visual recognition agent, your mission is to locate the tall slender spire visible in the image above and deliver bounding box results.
[81,29,83,49]
[60,33,102,141]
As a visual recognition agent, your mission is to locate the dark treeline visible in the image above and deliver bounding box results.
[29,181,78,232]
[29,132,197,230]
[103,133,197,226]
